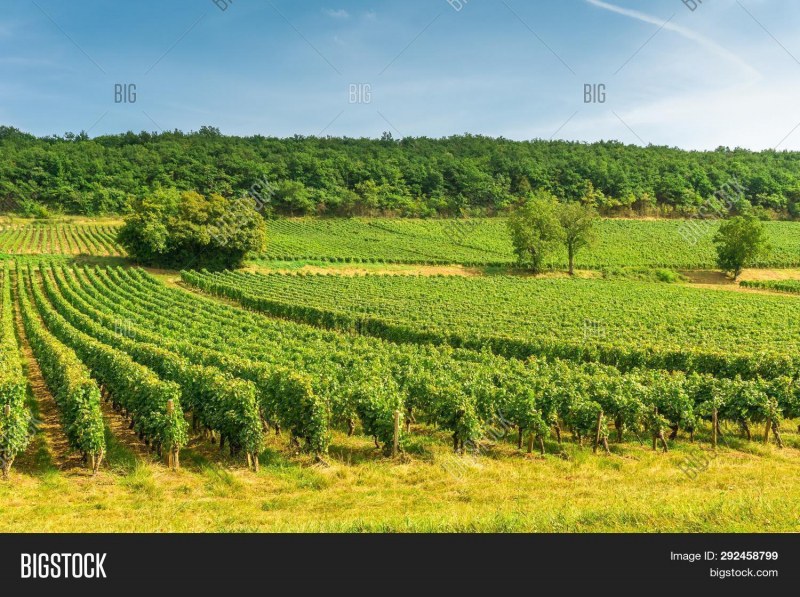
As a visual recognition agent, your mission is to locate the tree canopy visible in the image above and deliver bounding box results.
[2,125,800,217]
[118,188,266,270]
[507,191,564,273]
[713,216,769,280]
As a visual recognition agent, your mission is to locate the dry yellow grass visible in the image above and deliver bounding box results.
[1,424,798,533]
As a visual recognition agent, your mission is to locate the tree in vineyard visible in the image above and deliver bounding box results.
[713,216,769,280]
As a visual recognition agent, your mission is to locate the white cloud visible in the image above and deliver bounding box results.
[586,0,760,81]
[323,9,350,19]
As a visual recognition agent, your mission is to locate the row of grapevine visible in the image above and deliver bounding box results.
[0,264,31,478]
[16,266,106,471]
[52,265,329,459]
[22,265,188,462]
[261,218,800,269]
[740,279,800,294]
[43,264,799,459]
[35,267,264,468]
[183,270,800,381]
[0,225,124,256]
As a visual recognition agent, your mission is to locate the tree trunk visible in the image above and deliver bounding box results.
[568,246,575,276]
[741,420,751,441]
[668,424,679,441]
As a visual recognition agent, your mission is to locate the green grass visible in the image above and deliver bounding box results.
[262,217,800,269]
[1,427,798,532]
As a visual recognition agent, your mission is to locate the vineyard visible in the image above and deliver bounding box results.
[5,219,800,271]
[0,223,125,256]
[181,270,800,380]
[740,279,800,294]
[0,218,798,532]
[262,218,800,269]
[0,260,793,481]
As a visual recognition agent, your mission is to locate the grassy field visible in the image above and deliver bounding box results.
[261,217,800,269]
[2,423,799,532]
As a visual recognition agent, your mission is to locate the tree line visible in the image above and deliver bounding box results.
[3,125,800,218]
[509,191,769,279]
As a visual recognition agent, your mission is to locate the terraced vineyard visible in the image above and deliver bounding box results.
[183,270,800,380]
[263,218,800,269]
[0,223,125,256]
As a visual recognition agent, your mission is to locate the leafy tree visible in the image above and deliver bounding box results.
[713,216,769,280]
[507,191,563,273]
[118,188,266,270]
[557,201,597,275]
[3,129,800,217]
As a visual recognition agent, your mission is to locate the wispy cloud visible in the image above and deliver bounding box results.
[586,0,760,80]
[323,9,350,19]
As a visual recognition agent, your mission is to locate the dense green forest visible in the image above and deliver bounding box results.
[2,125,800,218]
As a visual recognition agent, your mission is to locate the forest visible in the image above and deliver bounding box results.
[2,125,800,218]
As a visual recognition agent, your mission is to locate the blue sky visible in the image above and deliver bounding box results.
[1,0,799,149]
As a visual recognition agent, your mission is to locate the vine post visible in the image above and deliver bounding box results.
[392,410,400,458]
[593,410,603,454]
[166,399,178,470]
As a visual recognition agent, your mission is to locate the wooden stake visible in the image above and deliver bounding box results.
[392,410,400,457]
[593,410,603,454]
[711,408,718,449]
[772,421,784,449]
[527,432,534,454]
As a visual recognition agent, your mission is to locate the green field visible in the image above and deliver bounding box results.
[0,222,125,257]
[262,218,800,269]
[184,270,800,379]
[2,216,800,534]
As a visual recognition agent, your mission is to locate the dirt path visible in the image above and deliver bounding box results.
[680,269,800,296]
[12,297,85,473]
[98,396,154,462]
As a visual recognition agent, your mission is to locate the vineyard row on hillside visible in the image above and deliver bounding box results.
[181,270,800,381]
[0,225,125,256]
[1,262,798,477]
